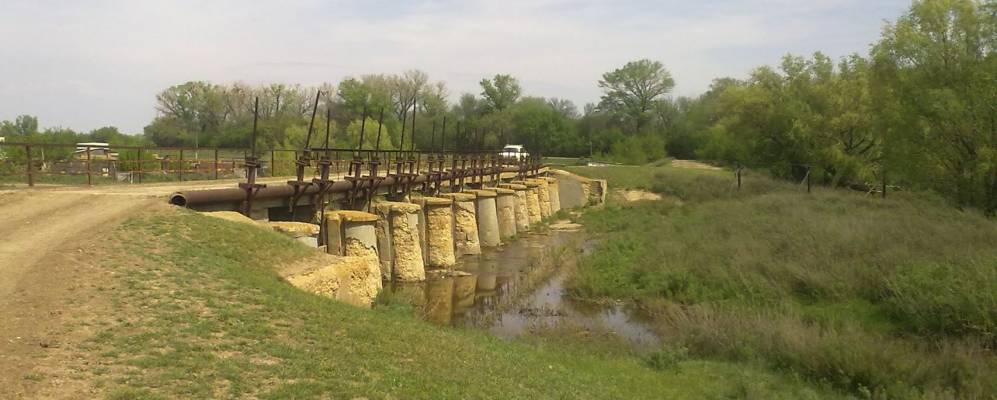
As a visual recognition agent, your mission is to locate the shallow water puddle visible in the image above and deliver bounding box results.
[386,229,660,348]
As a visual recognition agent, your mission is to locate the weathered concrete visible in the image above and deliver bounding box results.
[491,187,518,241]
[325,210,379,261]
[374,201,426,282]
[548,169,608,208]
[267,221,320,238]
[543,177,561,214]
[463,189,501,248]
[412,196,457,269]
[499,183,530,232]
[281,254,382,308]
[515,180,543,225]
[530,179,552,219]
[440,192,481,255]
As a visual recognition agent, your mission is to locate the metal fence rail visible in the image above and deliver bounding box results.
[0,142,535,187]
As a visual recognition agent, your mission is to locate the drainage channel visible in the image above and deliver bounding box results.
[385,228,660,349]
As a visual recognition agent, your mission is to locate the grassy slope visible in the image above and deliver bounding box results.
[564,164,997,399]
[80,208,842,399]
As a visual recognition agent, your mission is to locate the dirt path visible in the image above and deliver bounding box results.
[0,190,159,398]
[669,159,722,170]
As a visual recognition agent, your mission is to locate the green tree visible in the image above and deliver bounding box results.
[872,0,996,212]
[598,59,675,133]
[479,74,521,112]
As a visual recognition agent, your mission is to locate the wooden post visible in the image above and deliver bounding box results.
[25,144,34,187]
[271,150,276,177]
[214,148,219,180]
[86,146,93,186]
[137,148,144,183]
[882,171,887,199]
[178,149,184,182]
[736,165,742,190]
[806,166,812,193]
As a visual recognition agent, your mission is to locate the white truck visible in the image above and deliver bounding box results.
[500,144,527,162]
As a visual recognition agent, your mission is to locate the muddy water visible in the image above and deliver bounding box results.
[386,229,660,348]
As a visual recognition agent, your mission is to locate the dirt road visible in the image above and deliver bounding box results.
[0,190,158,398]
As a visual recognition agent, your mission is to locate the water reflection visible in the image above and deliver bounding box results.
[385,230,660,348]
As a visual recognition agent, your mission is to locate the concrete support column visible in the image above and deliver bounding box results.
[412,196,457,269]
[491,187,518,241]
[544,177,561,214]
[464,189,501,248]
[440,192,481,255]
[531,178,552,220]
[374,201,426,282]
[515,180,543,225]
[325,210,379,260]
[499,183,530,232]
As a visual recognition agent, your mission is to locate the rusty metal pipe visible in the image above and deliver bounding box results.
[169,166,534,207]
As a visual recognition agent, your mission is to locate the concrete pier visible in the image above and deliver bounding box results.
[325,210,379,260]
[374,201,426,282]
[499,183,530,232]
[544,177,561,214]
[515,180,543,225]
[440,192,481,255]
[531,178,553,219]
[492,187,518,241]
[464,189,501,248]
[412,196,457,269]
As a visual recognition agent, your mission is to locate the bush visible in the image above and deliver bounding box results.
[886,262,997,343]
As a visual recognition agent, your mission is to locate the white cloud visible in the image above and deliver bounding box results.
[0,0,910,133]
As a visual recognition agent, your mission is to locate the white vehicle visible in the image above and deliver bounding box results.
[501,145,527,161]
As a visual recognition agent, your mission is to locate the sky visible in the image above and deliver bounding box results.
[0,0,912,134]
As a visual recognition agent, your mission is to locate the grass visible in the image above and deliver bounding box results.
[76,207,844,399]
[564,163,997,399]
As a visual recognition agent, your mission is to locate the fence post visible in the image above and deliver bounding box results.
[736,164,742,190]
[137,148,144,183]
[806,166,812,193]
[178,149,184,182]
[882,171,887,199]
[25,144,34,187]
[214,148,219,180]
[86,146,93,186]
[271,150,276,177]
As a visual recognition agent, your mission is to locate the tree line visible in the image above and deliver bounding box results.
[1,0,992,212]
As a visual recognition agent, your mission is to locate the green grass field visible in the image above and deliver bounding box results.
[78,208,845,399]
[564,164,997,399]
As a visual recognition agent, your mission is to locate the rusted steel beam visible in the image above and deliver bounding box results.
[169,166,539,207]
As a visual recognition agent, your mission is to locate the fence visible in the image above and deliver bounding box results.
[0,142,533,187]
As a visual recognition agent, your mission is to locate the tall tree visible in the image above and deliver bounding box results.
[597,59,675,133]
[872,0,997,213]
[479,74,521,112]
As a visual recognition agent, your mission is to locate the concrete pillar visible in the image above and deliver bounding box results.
[530,179,552,220]
[374,201,426,282]
[543,177,561,214]
[440,192,481,255]
[325,210,379,260]
[515,180,543,225]
[412,196,457,269]
[491,187,518,241]
[463,189,501,248]
[499,183,530,232]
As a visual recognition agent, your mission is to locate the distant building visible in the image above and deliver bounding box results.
[74,142,118,160]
